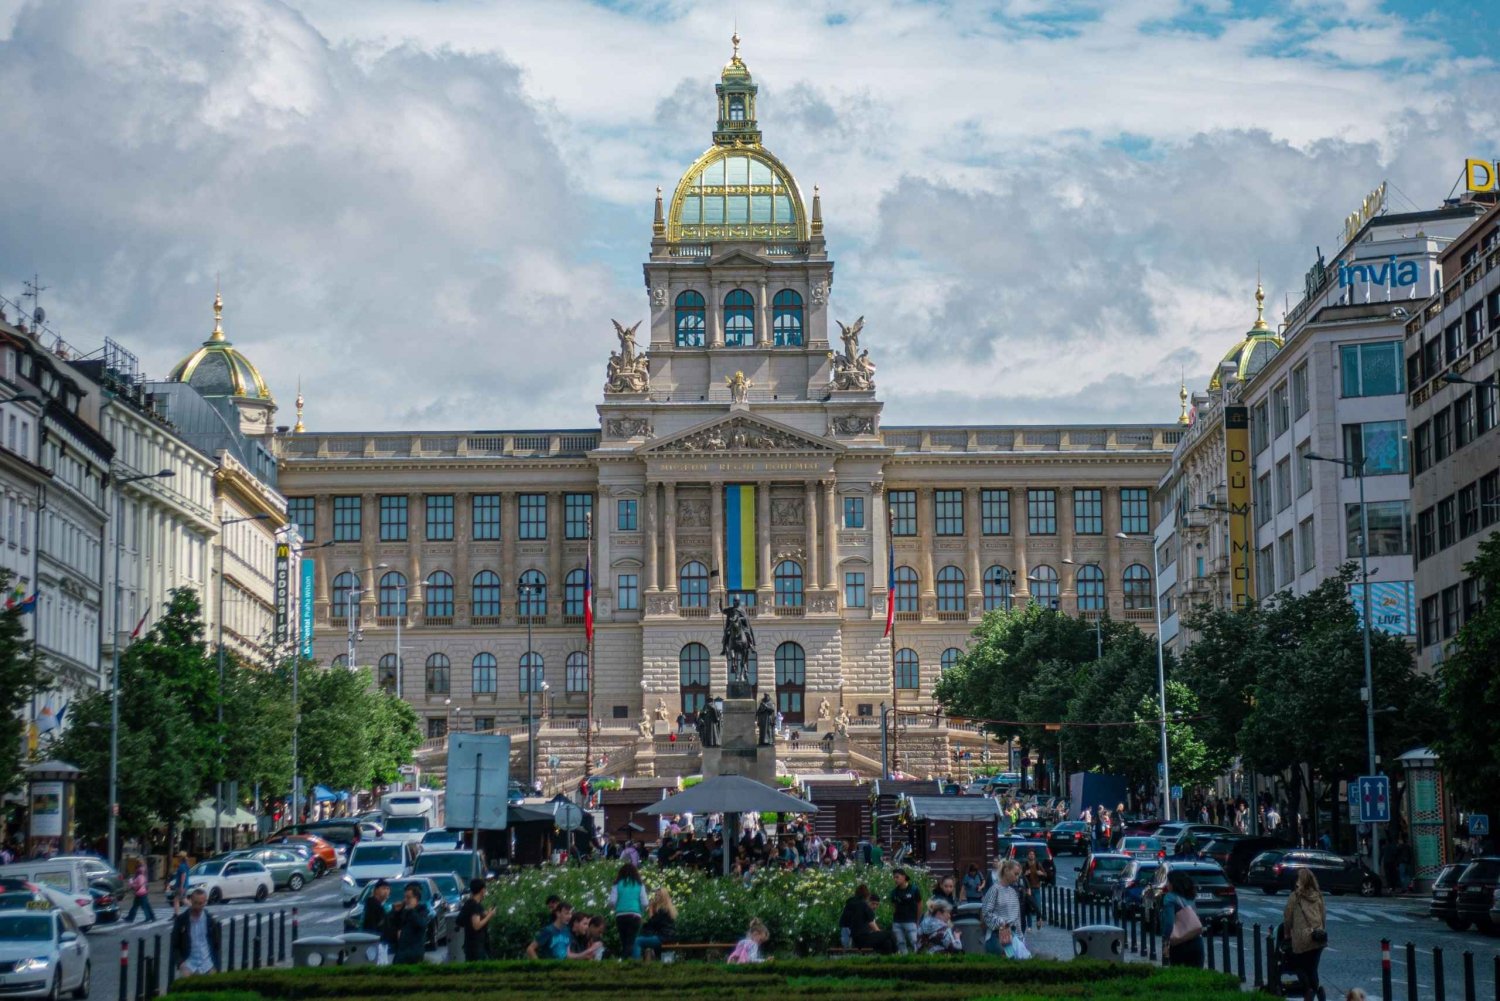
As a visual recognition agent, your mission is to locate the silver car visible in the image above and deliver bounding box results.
[0,906,91,999]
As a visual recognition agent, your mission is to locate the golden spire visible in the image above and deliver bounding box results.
[294,377,305,433]
[209,289,226,342]
[1177,375,1191,425]
[1251,278,1268,332]
[731,30,740,60]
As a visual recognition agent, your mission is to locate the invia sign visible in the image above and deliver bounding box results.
[1338,255,1420,289]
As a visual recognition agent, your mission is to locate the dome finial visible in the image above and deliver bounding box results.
[1177,372,1191,426]
[294,377,305,433]
[1251,278,1268,332]
[210,286,226,343]
[731,29,740,61]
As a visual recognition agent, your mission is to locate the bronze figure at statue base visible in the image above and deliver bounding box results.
[702,605,776,785]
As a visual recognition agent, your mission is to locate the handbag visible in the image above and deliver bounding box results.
[1170,901,1203,945]
[1311,928,1328,945]
[997,925,1013,947]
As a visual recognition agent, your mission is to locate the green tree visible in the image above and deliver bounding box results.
[1432,532,1500,817]
[293,666,422,793]
[0,573,45,796]
[366,691,422,789]
[222,657,295,796]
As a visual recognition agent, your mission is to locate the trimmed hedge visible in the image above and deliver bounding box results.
[168,958,1244,1000]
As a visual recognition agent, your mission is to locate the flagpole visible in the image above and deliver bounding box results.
[584,512,594,787]
[887,507,899,776]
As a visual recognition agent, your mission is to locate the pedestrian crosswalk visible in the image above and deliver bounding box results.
[1234,898,1418,925]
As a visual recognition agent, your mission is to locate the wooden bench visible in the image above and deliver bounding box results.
[658,943,737,962]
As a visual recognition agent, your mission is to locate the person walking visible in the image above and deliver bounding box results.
[169,853,190,916]
[170,888,220,978]
[889,868,922,954]
[124,860,156,924]
[458,879,495,961]
[981,860,1028,958]
[1158,871,1204,968]
[609,862,649,960]
[635,887,677,960]
[931,874,960,911]
[391,884,430,964]
[962,863,987,902]
[1022,850,1045,929]
[1283,869,1328,1001]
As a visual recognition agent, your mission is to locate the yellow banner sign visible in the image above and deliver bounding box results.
[1224,406,1254,609]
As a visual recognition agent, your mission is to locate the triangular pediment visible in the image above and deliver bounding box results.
[639,413,842,455]
[709,247,771,267]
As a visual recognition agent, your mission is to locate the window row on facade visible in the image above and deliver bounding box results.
[1418,576,1486,650]
[1411,384,1497,475]
[331,568,595,620]
[1407,289,1500,392]
[673,289,805,348]
[1249,341,1406,456]
[882,488,1151,537]
[334,649,592,697]
[1415,470,1500,565]
[288,493,596,544]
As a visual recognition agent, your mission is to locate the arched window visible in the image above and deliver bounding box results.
[775,642,806,725]
[377,653,399,693]
[893,566,919,612]
[378,571,408,618]
[936,565,966,613]
[564,568,587,617]
[566,651,589,693]
[425,570,454,617]
[895,648,920,690]
[679,643,709,715]
[941,648,963,673]
[472,571,501,619]
[331,571,356,618]
[675,291,705,348]
[1029,565,1059,608]
[679,561,709,609]
[1123,563,1153,610]
[1076,564,1105,612]
[774,560,804,607]
[772,289,803,347]
[472,653,497,695]
[330,654,348,669]
[425,653,450,695]
[983,565,1014,612]
[518,570,546,618]
[723,288,755,347]
[728,94,746,122]
[519,652,543,693]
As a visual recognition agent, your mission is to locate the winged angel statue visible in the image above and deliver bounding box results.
[831,316,876,391]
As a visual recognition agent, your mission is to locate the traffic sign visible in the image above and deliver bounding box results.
[1470,814,1490,836]
[1170,785,1182,800]
[1357,775,1391,824]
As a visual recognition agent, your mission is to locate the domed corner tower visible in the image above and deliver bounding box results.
[167,290,277,438]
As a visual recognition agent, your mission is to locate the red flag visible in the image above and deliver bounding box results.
[884,512,896,639]
[583,540,594,644]
[130,611,149,639]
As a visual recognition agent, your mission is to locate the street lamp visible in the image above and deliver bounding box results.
[216,512,272,853]
[1306,450,1380,874]
[518,581,541,791]
[344,563,390,672]
[1058,560,1104,657]
[1442,371,1498,392]
[1116,531,1172,822]
[390,580,426,700]
[106,468,174,867]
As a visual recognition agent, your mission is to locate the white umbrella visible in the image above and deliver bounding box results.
[186,799,258,829]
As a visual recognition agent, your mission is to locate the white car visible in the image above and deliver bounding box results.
[31,884,97,933]
[0,906,91,998]
[184,859,274,904]
[340,841,415,905]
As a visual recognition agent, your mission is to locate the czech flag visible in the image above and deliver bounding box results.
[884,515,896,639]
[16,592,36,614]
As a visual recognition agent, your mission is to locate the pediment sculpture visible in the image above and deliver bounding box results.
[671,418,821,453]
[605,319,650,394]
[831,316,876,391]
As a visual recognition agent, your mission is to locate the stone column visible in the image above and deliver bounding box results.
[804,481,819,596]
[1058,486,1075,609]
[710,481,725,603]
[360,493,377,619]
[500,492,517,609]
[966,487,983,609]
[872,485,888,607]
[709,281,724,348]
[548,492,563,620]
[454,491,471,622]
[408,492,425,620]
[823,480,837,590]
[756,277,771,347]
[756,482,772,606]
[1105,486,1123,614]
[663,483,677,592]
[1013,488,1030,604]
[918,487,936,598]
[643,483,659,593]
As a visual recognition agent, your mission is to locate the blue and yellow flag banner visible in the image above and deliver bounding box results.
[723,484,757,592]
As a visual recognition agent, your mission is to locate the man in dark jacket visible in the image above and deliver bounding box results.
[392,884,430,964]
[362,880,393,963]
[170,888,221,977]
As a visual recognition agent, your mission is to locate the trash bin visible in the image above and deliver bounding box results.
[292,936,346,968]
[954,917,987,955]
[341,933,382,967]
[1072,924,1124,963]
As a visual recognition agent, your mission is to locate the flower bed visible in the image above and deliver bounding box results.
[166,958,1244,1001]
[483,860,924,957]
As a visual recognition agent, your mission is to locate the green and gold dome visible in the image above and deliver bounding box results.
[1208,283,1283,392]
[169,291,273,402]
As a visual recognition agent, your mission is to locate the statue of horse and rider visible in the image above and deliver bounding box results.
[720,596,756,686]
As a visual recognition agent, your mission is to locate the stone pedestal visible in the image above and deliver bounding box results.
[701,697,775,786]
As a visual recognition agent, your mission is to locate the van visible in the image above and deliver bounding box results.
[340,840,417,905]
[0,861,98,930]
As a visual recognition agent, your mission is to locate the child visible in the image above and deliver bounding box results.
[727,917,769,964]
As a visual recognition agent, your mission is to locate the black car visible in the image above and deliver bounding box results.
[1048,821,1093,856]
[1009,818,1050,838]
[1075,852,1131,902]
[1248,849,1382,896]
[1454,857,1500,933]
[342,876,452,948]
[90,879,121,923]
[1428,862,1468,930]
[1207,835,1288,884]
[1111,859,1161,916]
[1144,860,1240,932]
[995,839,1056,885]
[1245,849,1290,893]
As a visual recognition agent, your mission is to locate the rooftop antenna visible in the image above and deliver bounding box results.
[22,275,48,329]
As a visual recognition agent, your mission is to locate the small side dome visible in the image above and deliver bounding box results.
[167,292,273,402]
[1208,282,1283,392]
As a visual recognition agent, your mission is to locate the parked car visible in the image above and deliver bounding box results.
[1244,849,1382,897]
[342,876,451,948]
[1118,836,1164,860]
[1428,862,1468,930]
[1048,821,1093,856]
[1454,857,1500,933]
[409,849,486,884]
[1118,819,1167,841]
[357,822,384,841]
[1205,835,1288,884]
[1075,852,1132,902]
[1144,860,1239,932]
[88,880,120,924]
[0,867,98,933]
[1009,818,1050,838]
[425,872,465,912]
[342,841,418,905]
[50,856,127,903]
[995,839,1056,885]
[28,884,96,933]
[0,906,91,999]
[1158,823,1234,855]
[261,834,337,876]
[417,829,465,853]
[1111,859,1161,916]
[224,847,314,892]
[178,858,274,904]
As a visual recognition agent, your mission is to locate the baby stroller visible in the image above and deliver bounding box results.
[1269,924,1326,1000]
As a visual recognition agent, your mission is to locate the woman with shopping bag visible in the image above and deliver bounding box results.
[1159,870,1205,967]
[980,860,1031,959]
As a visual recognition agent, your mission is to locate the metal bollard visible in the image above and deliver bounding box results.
[1407,942,1418,1001]
[150,935,162,999]
[1147,913,1156,962]
[144,957,157,1001]
[135,937,146,1001]
[118,942,129,1001]
[1381,939,1392,1001]
[1206,931,1216,971]
[1462,951,1475,1001]
[1267,925,1278,991]
[253,913,262,970]
[1434,946,1445,1001]
[1234,923,1244,984]
[292,906,300,943]
[1494,955,1499,1001]
[226,917,236,971]
[1221,926,1230,974]
[1252,925,1263,989]
[279,910,287,963]
[241,915,250,970]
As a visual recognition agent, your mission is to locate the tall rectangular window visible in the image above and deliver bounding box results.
[1481,471,1500,528]
[286,497,315,542]
[1256,545,1274,600]
[1413,422,1432,474]
[843,496,865,529]
[1349,500,1413,559]
[980,489,1010,535]
[1437,496,1457,550]
[1120,488,1150,535]
[1339,341,1405,397]
[1251,402,1269,454]
[1272,382,1290,437]
[1254,474,1272,527]
[1275,458,1292,511]
[1027,489,1057,535]
[616,573,638,611]
[1434,410,1453,462]
[472,495,501,540]
[1458,483,1479,538]
[1420,594,1439,648]
[1277,532,1294,587]
[332,496,361,542]
[564,493,593,539]
[1291,362,1310,418]
[844,571,866,608]
[1073,489,1103,535]
[934,490,964,535]
[1341,420,1409,477]
[1454,394,1476,449]
[616,498,638,532]
[425,494,453,541]
[519,494,547,539]
[1441,584,1461,639]
[1295,440,1312,496]
[379,495,408,542]
[1417,506,1435,561]
[888,490,916,536]
[1298,516,1316,573]
[1478,381,1498,435]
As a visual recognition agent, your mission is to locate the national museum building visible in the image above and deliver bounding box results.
[274,45,1180,743]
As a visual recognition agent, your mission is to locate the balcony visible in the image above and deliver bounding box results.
[518,615,546,626]
[423,615,453,627]
[677,606,711,619]
[936,609,968,622]
[471,615,501,627]
[563,614,586,626]
[772,605,805,618]
[895,611,921,623]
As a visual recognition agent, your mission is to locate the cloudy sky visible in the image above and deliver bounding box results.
[0,0,1495,431]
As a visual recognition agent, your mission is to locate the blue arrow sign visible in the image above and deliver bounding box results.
[1358,775,1390,824]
